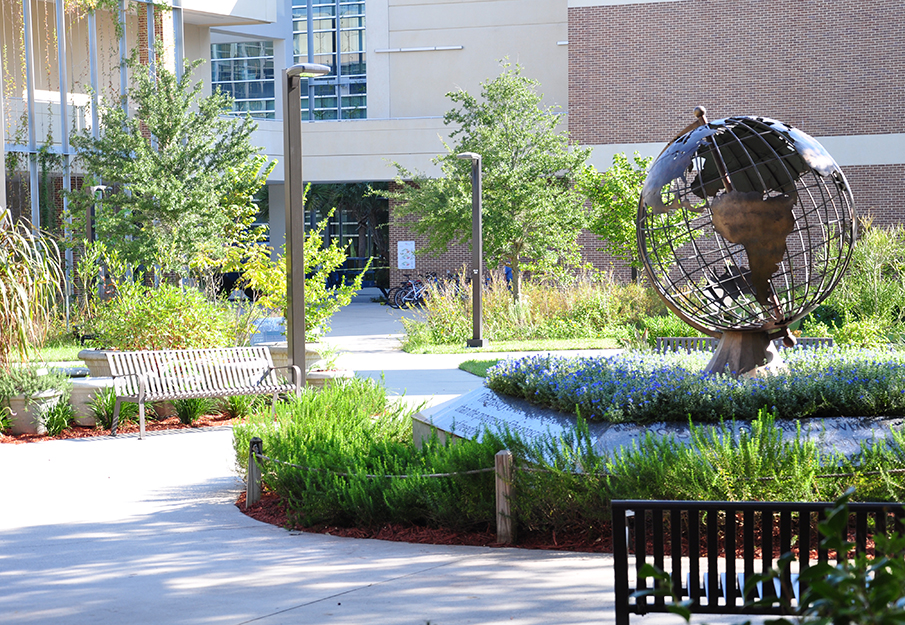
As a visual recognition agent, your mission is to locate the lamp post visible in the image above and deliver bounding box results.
[457,152,486,348]
[283,62,330,374]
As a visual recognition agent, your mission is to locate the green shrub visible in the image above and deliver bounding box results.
[89,282,241,350]
[828,222,905,329]
[88,387,138,430]
[834,317,887,346]
[173,397,217,425]
[402,271,665,349]
[234,378,502,530]
[220,394,266,420]
[43,400,76,436]
[638,314,705,345]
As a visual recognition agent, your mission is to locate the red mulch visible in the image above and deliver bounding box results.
[0,413,238,444]
[236,490,617,552]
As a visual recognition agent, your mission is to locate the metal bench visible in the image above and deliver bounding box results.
[108,346,302,439]
[655,336,834,353]
[612,499,905,625]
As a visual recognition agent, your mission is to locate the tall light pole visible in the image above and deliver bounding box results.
[284,63,330,374]
[457,152,486,348]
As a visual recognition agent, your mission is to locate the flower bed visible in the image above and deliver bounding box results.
[485,347,905,423]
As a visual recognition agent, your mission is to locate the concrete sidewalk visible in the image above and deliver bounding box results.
[0,296,753,625]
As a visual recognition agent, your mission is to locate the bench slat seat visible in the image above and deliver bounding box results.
[108,346,301,439]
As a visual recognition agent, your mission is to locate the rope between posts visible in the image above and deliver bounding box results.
[253,451,905,482]
[513,466,905,480]
[254,451,495,480]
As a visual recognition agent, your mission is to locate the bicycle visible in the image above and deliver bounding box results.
[394,273,436,308]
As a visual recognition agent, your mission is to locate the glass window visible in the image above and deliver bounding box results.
[292,0,367,120]
[210,40,276,120]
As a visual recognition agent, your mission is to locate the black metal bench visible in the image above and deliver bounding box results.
[655,336,834,352]
[612,499,905,625]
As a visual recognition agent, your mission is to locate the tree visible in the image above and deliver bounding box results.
[575,152,651,280]
[67,55,272,277]
[387,62,591,303]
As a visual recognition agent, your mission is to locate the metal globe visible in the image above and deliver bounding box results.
[637,109,856,375]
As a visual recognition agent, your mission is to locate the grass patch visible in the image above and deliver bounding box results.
[405,337,619,354]
[459,359,500,378]
[19,337,83,363]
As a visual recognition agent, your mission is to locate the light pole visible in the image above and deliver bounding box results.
[283,62,330,374]
[457,152,486,348]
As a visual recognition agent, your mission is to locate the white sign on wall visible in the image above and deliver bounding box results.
[397,241,415,269]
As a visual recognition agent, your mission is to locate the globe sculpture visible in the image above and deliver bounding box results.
[637,107,856,376]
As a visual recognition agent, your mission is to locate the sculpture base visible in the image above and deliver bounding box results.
[704,331,785,377]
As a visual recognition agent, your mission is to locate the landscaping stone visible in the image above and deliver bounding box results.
[69,377,115,426]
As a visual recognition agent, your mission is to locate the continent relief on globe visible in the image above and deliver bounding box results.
[710,190,796,309]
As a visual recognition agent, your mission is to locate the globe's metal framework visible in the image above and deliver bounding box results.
[637,108,856,375]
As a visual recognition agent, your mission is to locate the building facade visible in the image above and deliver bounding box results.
[3,0,903,286]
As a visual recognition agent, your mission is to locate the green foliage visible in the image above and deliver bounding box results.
[234,378,905,541]
[220,394,266,420]
[0,365,71,405]
[234,379,501,530]
[87,281,240,350]
[401,271,666,349]
[834,317,888,347]
[638,314,705,345]
[67,55,272,275]
[0,211,63,369]
[387,62,592,303]
[173,397,217,425]
[43,400,75,437]
[239,209,367,340]
[576,152,651,269]
[88,387,138,430]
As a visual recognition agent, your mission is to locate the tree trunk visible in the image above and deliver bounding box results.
[512,265,522,306]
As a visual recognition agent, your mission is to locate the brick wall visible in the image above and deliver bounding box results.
[388,0,904,287]
[568,0,905,144]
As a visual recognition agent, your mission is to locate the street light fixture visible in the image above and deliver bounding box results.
[283,62,330,375]
[457,152,486,348]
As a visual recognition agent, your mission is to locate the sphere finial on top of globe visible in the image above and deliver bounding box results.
[636,107,856,376]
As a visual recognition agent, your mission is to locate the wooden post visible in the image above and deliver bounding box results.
[246,437,263,509]
[495,450,515,544]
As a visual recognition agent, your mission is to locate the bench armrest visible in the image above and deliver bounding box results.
[112,372,149,401]
[269,364,303,393]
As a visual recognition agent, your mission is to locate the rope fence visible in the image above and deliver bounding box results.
[244,437,905,545]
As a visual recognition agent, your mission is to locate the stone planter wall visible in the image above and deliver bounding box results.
[69,377,115,426]
[6,390,63,435]
[78,349,113,377]
[306,369,354,389]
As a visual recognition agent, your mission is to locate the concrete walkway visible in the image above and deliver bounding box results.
[0,295,753,625]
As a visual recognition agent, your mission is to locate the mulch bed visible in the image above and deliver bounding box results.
[236,490,616,552]
[0,413,238,445]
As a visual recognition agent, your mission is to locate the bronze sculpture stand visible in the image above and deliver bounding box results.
[704,330,785,377]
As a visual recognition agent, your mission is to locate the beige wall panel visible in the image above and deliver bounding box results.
[254,117,450,183]
[382,0,568,118]
[182,0,275,24]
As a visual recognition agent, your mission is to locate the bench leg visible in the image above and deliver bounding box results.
[271,393,278,420]
[112,398,122,436]
[139,401,146,440]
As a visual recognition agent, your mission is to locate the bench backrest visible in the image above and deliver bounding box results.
[655,336,834,353]
[612,499,905,622]
[107,346,280,396]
